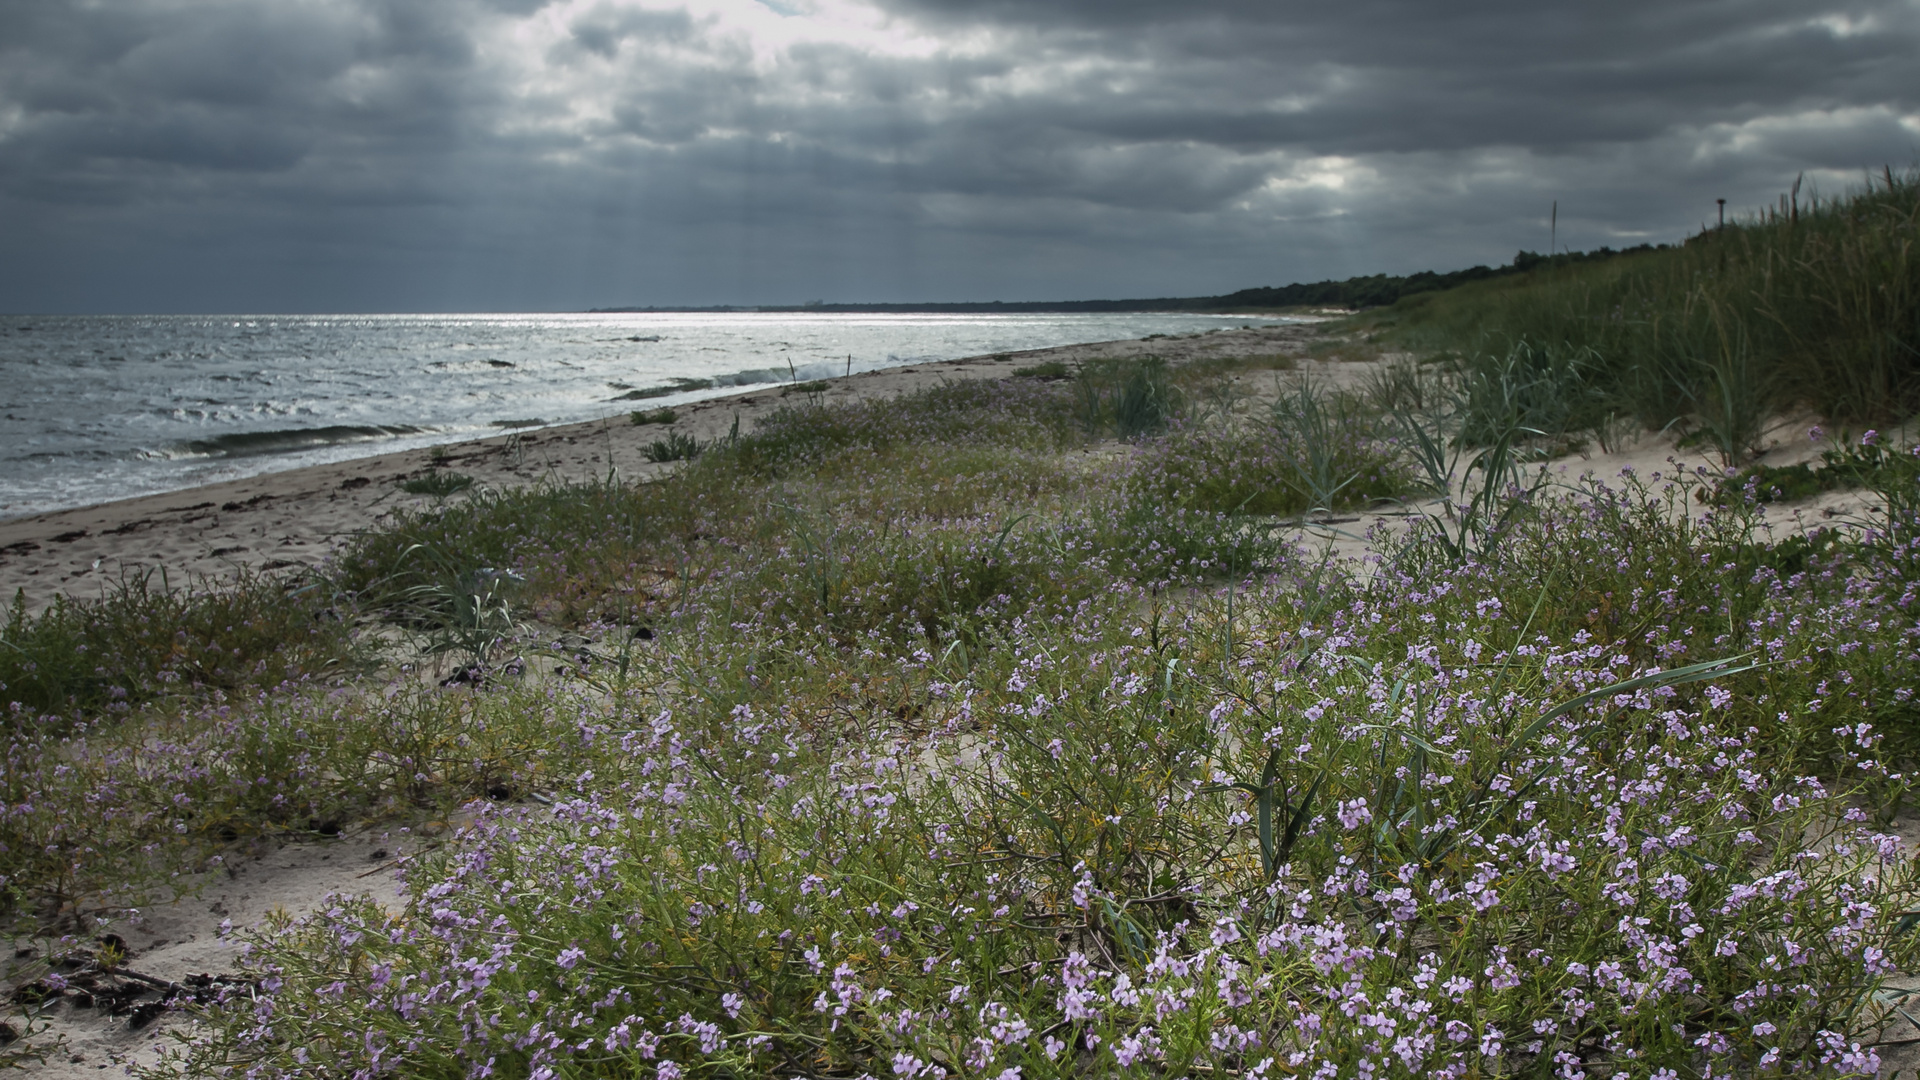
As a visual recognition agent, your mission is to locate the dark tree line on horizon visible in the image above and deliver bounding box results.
[590,243,1674,315]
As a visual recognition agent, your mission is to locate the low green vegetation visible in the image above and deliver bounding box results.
[640,430,702,463]
[143,395,1920,1077]
[1131,377,1408,519]
[630,407,677,426]
[398,470,476,497]
[1073,356,1179,438]
[5,180,1920,1077]
[1178,351,1298,379]
[1717,427,1920,509]
[0,570,364,720]
[1012,359,1073,379]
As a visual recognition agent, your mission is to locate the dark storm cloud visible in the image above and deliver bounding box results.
[0,0,1915,312]
[856,0,1920,174]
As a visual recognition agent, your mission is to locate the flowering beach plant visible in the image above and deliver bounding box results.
[160,447,1920,1078]
[158,603,1917,1078]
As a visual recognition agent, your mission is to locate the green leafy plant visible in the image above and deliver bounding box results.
[398,470,475,497]
[407,567,523,678]
[641,430,702,463]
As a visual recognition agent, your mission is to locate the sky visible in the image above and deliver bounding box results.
[1,0,1916,313]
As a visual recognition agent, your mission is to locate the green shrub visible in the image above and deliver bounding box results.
[713,378,1077,475]
[1171,352,1297,383]
[1013,360,1073,379]
[1128,385,1410,519]
[332,478,682,620]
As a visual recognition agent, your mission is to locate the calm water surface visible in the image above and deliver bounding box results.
[0,311,1292,519]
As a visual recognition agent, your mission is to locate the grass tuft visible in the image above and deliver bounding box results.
[397,470,475,497]
[0,570,364,721]
[640,430,701,463]
[1013,360,1074,380]
[1075,356,1178,438]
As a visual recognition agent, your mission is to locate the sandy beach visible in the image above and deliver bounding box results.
[1,319,1880,617]
[0,324,1322,615]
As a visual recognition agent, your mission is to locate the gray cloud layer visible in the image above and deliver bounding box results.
[2,0,1916,312]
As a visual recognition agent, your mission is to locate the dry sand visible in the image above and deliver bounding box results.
[10,830,417,1076]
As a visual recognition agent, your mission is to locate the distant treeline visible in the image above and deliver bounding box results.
[1203,245,1670,311]
[590,244,1672,315]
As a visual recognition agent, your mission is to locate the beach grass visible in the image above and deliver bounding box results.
[1012,359,1073,379]
[1358,167,1920,456]
[0,568,365,721]
[640,430,702,463]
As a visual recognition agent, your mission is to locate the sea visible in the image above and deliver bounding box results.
[0,311,1297,520]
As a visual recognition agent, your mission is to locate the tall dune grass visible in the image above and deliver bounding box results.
[1372,168,1920,453]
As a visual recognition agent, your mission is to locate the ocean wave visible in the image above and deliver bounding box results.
[149,424,428,460]
[2,311,1274,517]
